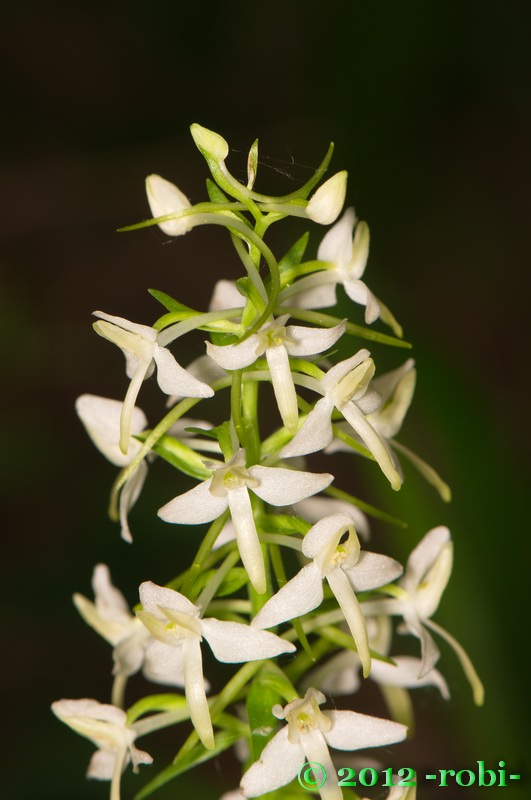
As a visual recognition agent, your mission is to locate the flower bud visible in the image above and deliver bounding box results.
[145,174,193,236]
[190,123,229,163]
[306,170,348,225]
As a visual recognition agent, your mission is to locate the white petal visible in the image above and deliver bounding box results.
[119,361,151,454]
[73,593,129,647]
[306,171,348,225]
[266,345,299,434]
[346,218,370,279]
[75,395,147,466]
[143,640,186,687]
[209,279,244,312]
[119,461,148,543]
[305,650,362,696]
[183,637,214,749]
[340,400,402,490]
[201,618,295,662]
[401,616,441,677]
[317,207,356,266]
[145,174,193,236]
[294,497,370,540]
[302,513,355,560]
[241,726,304,797]
[153,346,214,397]
[280,396,335,458]
[282,279,338,310]
[113,626,149,677]
[86,748,117,780]
[343,551,403,592]
[250,464,333,506]
[93,311,157,341]
[327,568,371,677]
[252,562,324,629]
[139,582,200,618]
[284,321,346,357]
[92,563,131,619]
[227,485,266,594]
[370,656,450,699]
[344,279,381,323]
[403,527,451,593]
[206,336,261,370]
[321,350,371,393]
[323,709,407,750]
[158,478,228,524]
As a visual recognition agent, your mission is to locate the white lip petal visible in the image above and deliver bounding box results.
[183,637,214,749]
[265,344,299,434]
[227,484,266,594]
[326,567,371,677]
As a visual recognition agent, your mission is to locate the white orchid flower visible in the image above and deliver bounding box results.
[252,513,402,676]
[277,207,368,313]
[145,174,194,237]
[51,699,152,791]
[305,171,348,225]
[207,315,345,434]
[363,527,484,705]
[73,564,186,690]
[76,394,150,542]
[93,311,214,454]
[137,582,295,750]
[158,448,334,594]
[326,360,451,501]
[281,350,402,490]
[240,688,407,800]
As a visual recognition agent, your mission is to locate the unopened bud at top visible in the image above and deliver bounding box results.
[306,170,348,225]
[190,123,229,164]
[145,174,193,236]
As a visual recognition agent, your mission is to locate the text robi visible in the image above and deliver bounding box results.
[425,761,520,787]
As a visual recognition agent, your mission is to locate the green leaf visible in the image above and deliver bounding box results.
[246,671,281,761]
[278,231,310,275]
[126,694,187,724]
[147,434,212,480]
[148,288,197,315]
[193,567,249,598]
[134,730,236,799]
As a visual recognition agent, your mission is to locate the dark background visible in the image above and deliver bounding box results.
[1,1,530,798]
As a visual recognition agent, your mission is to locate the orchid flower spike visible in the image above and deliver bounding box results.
[136,582,295,750]
[145,174,194,236]
[240,688,407,800]
[281,349,402,490]
[76,394,150,542]
[364,527,484,705]
[207,315,345,433]
[158,448,333,594]
[92,311,214,454]
[253,512,402,676]
[51,699,152,792]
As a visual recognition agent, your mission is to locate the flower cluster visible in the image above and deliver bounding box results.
[53,125,483,800]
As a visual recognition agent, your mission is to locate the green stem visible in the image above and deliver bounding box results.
[181,510,231,601]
